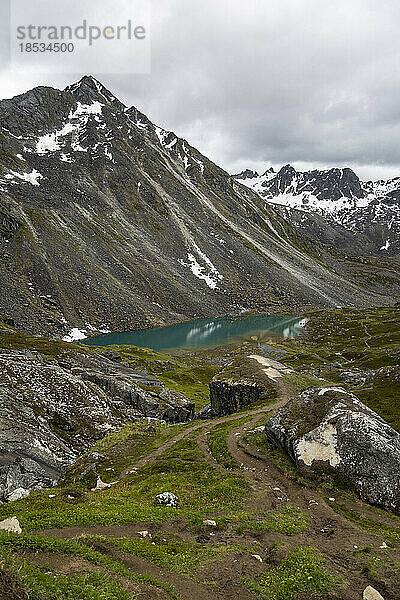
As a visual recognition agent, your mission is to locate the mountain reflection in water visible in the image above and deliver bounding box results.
[82,314,306,352]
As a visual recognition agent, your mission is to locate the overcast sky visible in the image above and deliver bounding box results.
[1,0,400,180]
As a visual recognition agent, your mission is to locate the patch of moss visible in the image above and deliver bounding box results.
[207,415,252,469]
[0,533,180,599]
[62,420,196,487]
[241,545,343,599]
[327,502,400,546]
[87,534,230,575]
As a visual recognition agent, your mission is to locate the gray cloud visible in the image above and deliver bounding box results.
[1,0,400,180]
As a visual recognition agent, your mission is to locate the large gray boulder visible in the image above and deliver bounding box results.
[265,387,400,513]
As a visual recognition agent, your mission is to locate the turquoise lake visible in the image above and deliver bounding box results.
[82,314,305,352]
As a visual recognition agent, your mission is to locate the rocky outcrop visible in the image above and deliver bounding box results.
[210,379,266,416]
[0,349,122,502]
[57,349,195,422]
[339,369,375,386]
[209,357,276,416]
[265,387,400,512]
[0,347,194,501]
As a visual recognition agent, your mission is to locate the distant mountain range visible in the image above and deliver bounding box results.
[0,76,398,337]
[234,165,400,256]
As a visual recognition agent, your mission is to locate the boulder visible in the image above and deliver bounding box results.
[0,351,123,502]
[194,403,215,420]
[101,349,122,362]
[265,387,400,513]
[203,519,217,527]
[339,370,375,386]
[209,357,276,416]
[154,492,178,507]
[0,517,22,534]
[363,586,385,600]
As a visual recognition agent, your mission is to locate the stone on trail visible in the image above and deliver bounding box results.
[91,476,111,491]
[0,516,22,534]
[137,530,152,538]
[154,492,178,507]
[203,519,217,526]
[265,387,400,512]
[363,585,385,600]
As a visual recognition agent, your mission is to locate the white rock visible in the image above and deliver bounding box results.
[363,586,385,600]
[203,519,217,527]
[379,542,388,549]
[6,488,29,502]
[48,494,56,498]
[154,492,178,507]
[252,554,263,563]
[137,530,152,538]
[91,476,111,491]
[0,516,22,534]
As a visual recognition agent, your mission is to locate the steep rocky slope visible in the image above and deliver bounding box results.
[0,341,196,503]
[234,165,400,256]
[0,76,397,338]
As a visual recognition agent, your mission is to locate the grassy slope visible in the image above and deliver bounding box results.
[0,308,399,599]
[277,306,400,430]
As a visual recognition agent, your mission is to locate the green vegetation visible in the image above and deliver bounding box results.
[189,506,308,536]
[0,554,132,600]
[280,307,400,430]
[207,415,251,469]
[327,502,400,546]
[242,546,342,599]
[0,459,249,531]
[158,436,203,462]
[0,330,92,359]
[282,371,324,394]
[63,420,195,487]
[89,534,230,575]
[0,533,180,599]
[234,506,308,535]
[361,554,400,585]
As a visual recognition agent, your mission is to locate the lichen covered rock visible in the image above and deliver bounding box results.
[154,492,178,507]
[265,387,400,512]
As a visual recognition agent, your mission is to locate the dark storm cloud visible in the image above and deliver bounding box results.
[1,0,400,179]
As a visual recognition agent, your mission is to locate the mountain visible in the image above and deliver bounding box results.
[0,76,398,338]
[235,164,400,256]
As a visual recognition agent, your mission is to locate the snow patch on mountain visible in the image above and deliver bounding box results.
[35,101,104,155]
[178,242,223,290]
[2,168,43,186]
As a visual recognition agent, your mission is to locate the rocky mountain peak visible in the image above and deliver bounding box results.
[233,162,400,255]
[262,166,275,177]
[65,75,125,111]
[232,168,259,180]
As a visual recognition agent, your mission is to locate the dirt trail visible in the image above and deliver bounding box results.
[119,395,288,479]
[37,376,399,600]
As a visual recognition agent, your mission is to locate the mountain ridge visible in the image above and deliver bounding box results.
[0,76,398,338]
[234,163,400,256]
